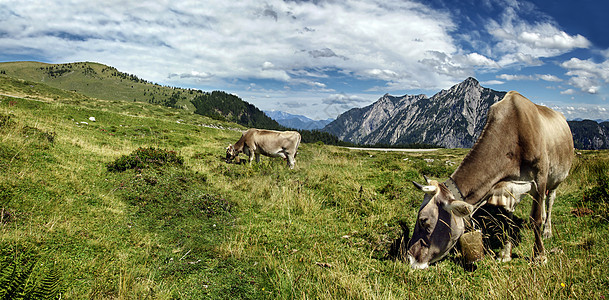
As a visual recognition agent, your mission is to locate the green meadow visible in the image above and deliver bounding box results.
[1,74,608,299]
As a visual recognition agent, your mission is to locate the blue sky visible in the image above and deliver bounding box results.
[1,0,608,120]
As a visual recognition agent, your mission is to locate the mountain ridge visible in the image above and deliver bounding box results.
[323,77,506,148]
[263,110,333,130]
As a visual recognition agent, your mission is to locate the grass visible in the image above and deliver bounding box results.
[0,61,200,109]
[1,79,608,299]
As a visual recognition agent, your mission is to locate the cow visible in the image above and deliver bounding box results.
[404,91,574,269]
[226,128,301,169]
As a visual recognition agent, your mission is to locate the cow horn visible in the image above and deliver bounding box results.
[412,181,424,190]
[423,175,431,183]
[412,181,437,194]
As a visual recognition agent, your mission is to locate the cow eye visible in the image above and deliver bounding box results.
[419,218,430,230]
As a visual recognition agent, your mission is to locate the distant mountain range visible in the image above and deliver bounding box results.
[322,77,609,150]
[568,120,609,150]
[264,110,333,130]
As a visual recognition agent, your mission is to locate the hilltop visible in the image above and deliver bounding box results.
[0,61,281,129]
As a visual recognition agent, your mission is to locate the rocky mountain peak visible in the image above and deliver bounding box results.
[323,77,506,148]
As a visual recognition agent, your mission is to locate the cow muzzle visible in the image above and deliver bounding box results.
[408,254,429,270]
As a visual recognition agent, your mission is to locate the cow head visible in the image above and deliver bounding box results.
[407,178,474,269]
[225,144,239,163]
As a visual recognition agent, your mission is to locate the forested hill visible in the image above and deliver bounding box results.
[191,91,281,130]
[0,61,276,127]
[0,61,346,145]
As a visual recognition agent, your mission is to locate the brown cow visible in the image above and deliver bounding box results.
[226,128,301,169]
[405,91,573,269]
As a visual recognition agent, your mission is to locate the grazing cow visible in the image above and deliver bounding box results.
[405,91,573,269]
[226,128,301,169]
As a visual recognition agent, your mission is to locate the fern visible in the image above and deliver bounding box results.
[0,247,63,300]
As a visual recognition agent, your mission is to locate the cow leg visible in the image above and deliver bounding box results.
[529,183,547,264]
[497,209,515,262]
[498,241,512,262]
[249,151,255,165]
[287,154,296,169]
[255,153,261,163]
[543,189,556,239]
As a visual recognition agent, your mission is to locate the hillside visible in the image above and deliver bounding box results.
[0,61,282,130]
[1,71,609,298]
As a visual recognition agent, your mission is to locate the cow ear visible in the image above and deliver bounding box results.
[445,200,474,217]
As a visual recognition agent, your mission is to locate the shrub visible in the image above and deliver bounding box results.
[0,113,15,129]
[106,147,184,172]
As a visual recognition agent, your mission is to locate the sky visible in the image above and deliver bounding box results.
[1,0,609,121]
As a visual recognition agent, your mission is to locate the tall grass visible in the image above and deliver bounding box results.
[1,90,608,299]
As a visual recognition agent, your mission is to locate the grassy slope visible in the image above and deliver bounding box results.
[1,75,608,299]
[0,61,198,110]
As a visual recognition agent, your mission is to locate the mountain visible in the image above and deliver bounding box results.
[264,110,333,130]
[0,61,282,130]
[323,77,506,148]
[568,120,609,150]
[570,118,609,123]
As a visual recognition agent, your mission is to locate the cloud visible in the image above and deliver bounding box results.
[0,0,462,90]
[560,89,575,95]
[308,48,347,60]
[497,73,563,82]
[483,80,505,85]
[486,4,591,66]
[538,74,562,82]
[168,70,214,81]
[322,93,368,106]
[550,104,609,120]
[497,74,534,81]
[561,57,609,94]
[463,53,500,68]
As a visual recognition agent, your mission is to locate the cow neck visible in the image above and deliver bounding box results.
[233,136,246,152]
[444,177,465,202]
[448,126,518,206]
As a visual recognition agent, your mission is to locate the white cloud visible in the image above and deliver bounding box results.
[486,4,591,67]
[497,74,534,81]
[561,57,609,94]
[0,0,464,89]
[322,94,368,106]
[550,103,609,120]
[538,74,562,82]
[560,89,575,95]
[483,80,505,85]
[464,53,500,68]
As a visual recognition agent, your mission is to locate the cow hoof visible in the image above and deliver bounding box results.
[531,255,548,265]
[497,256,512,263]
